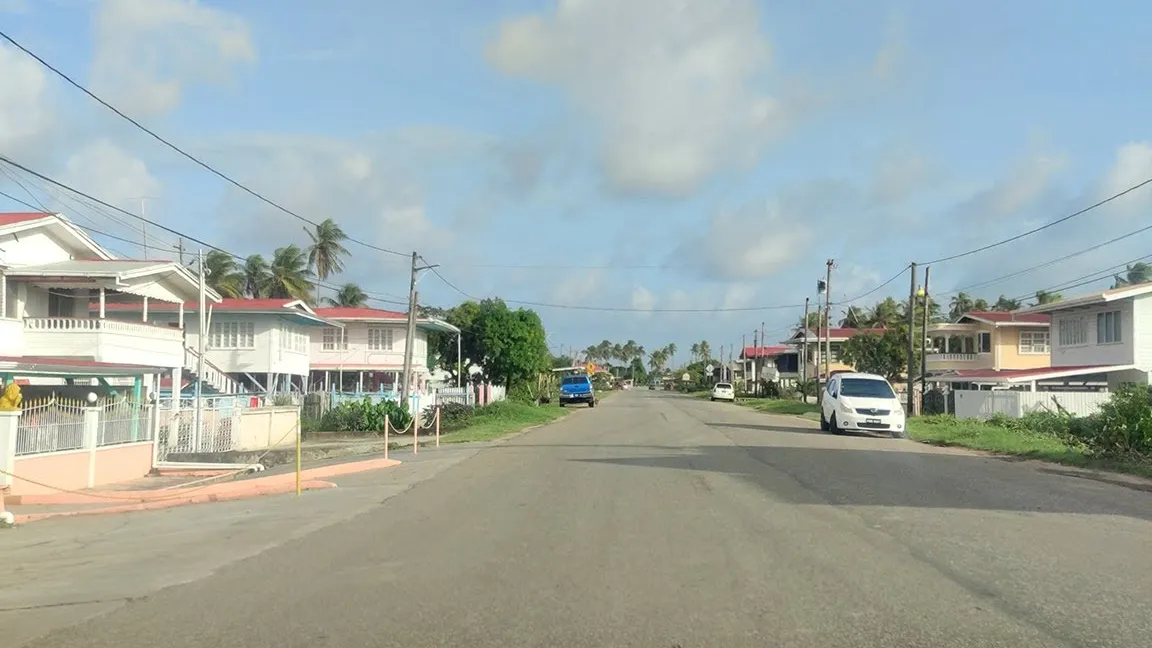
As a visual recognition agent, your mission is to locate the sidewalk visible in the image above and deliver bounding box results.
[5,455,402,524]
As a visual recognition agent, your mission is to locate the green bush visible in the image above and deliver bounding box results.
[320,397,412,434]
[426,402,476,431]
[1083,384,1152,456]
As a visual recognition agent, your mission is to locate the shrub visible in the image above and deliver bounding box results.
[320,397,412,434]
[427,402,476,431]
[1084,384,1152,456]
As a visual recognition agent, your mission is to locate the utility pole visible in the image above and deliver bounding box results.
[140,198,148,260]
[906,262,918,416]
[920,266,931,410]
[173,238,185,264]
[741,333,747,392]
[751,329,758,396]
[193,249,206,452]
[824,259,834,386]
[759,321,765,395]
[802,297,810,385]
[400,252,439,409]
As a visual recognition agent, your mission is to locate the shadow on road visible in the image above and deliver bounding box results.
[569,445,1152,520]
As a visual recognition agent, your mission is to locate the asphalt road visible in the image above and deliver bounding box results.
[15,391,1152,647]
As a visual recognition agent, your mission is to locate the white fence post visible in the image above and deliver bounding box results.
[83,406,99,488]
[0,410,18,489]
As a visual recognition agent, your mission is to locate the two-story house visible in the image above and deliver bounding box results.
[925,311,1051,382]
[1010,283,1152,390]
[309,307,460,394]
[101,298,335,395]
[782,327,886,379]
[740,345,795,386]
[0,212,211,385]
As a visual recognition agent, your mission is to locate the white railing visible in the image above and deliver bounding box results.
[955,390,1113,419]
[97,399,154,446]
[24,317,184,340]
[156,400,242,461]
[16,397,87,456]
[184,346,243,394]
[927,352,978,362]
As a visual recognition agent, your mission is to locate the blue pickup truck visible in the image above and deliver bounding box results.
[559,375,596,407]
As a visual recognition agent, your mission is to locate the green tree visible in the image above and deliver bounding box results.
[203,250,243,298]
[698,340,711,361]
[1033,290,1062,306]
[1112,262,1152,288]
[992,295,1021,311]
[324,282,369,307]
[243,254,271,298]
[471,299,550,389]
[265,245,315,301]
[972,297,990,311]
[949,292,975,320]
[797,311,823,329]
[838,328,911,381]
[305,218,350,303]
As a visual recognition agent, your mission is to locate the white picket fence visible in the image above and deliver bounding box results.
[954,390,1113,420]
[15,397,154,456]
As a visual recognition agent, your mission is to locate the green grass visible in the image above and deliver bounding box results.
[907,415,1152,478]
[441,400,569,444]
[738,398,820,417]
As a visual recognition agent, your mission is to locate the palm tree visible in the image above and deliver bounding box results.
[840,305,871,328]
[992,295,1021,311]
[243,254,271,298]
[698,341,711,362]
[972,297,990,311]
[664,343,677,366]
[870,297,903,327]
[949,292,975,320]
[203,250,243,298]
[797,312,822,329]
[1112,262,1152,288]
[304,219,350,303]
[690,342,701,362]
[265,245,315,301]
[1033,290,1062,306]
[325,282,369,307]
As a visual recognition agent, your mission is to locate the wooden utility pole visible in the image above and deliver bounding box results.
[400,252,420,407]
[823,259,834,385]
[906,262,918,416]
[920,266,931,409]
[803,297,811,386]
[173,238,186,264]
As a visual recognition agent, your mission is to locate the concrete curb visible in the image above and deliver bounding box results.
[8,456,403,524]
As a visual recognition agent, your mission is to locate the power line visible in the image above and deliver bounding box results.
[0,29,409,260]
[830,265,911,305]
[1007,254,1152,303]
[0,156,412,307]
[917,175,1152,265]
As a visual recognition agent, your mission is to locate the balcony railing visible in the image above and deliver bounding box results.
[24,317,184,340]
[927,352,978,362]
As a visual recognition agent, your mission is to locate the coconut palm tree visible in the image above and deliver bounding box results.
[325,282,369,307]
[690,342,701,362]
[1033,290,1062,305]
[305,218,350,303]
[243,254,271,298]
[972,297,990,311]
[265,245,314,301]
[992,295,1021,311]
[870,297,903,327]
[202,250,243,298]
[949,292,975,320]
[698,340,711,362]
[1112,262,1152,288]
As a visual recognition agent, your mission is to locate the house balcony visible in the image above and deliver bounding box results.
[925,351,992,371]
[22,317,185,368]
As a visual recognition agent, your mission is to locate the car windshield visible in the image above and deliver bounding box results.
[562,376,590,385]
[715,383,733,389]
[840,378,895,399]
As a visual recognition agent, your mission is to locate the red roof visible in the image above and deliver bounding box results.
[313,307,406,320]
[742,345,790,359]
[948,365,1116,380]
[961,311,1050,324]
[0,212,55,226]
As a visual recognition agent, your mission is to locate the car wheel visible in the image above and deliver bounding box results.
[710,397,716,401]
[559,402,566,408]
[819,410,829,431]
[829,414,841,435]
[589,400,595,408]
[889,428,907,439]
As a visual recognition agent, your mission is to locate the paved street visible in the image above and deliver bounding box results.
[7,391,1152,647]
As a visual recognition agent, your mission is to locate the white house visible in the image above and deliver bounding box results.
[309,306,460,394]
[0,211,211,383]
[100,298,336,395]
[1013,282,1152,390]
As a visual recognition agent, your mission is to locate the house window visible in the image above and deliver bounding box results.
[279,328,309,353]
[368,327,394,351]
[322,326,347,351]
[1097,310,1122,344]
[1018,331,1049,354]
[209,321,255,349]
[978,332,992,353]
[1058,316,1088,346]
[47,289,75,317]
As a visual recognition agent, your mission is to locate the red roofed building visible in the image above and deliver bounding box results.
[781,327,887,380]
[925,310,1051,376]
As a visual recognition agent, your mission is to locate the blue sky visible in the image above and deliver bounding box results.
[2,0,1152,364]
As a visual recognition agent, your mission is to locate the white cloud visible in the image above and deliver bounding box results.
[674,199,813,281]
[867,151,938,207]
[630,285,656,316]
[91,0,256,116]
[486,0,788,196]
[61,138,161,209]
[1098,142,1152,214]
[0,44,54,157]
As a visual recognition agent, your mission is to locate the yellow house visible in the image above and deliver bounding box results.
[926,311,1051,374]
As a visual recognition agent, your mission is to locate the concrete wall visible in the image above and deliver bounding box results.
[235,407,300,451]
[954,390,1113,420]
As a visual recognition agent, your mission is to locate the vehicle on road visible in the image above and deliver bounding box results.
[559,375,596,407]
[711,382,736,402]
[820,372,905,437]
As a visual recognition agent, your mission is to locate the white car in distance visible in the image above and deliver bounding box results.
[711,382,736,402]
[820,372,906,437]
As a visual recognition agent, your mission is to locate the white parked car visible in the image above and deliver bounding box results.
[711,382,736,402]
[819,372,906,437]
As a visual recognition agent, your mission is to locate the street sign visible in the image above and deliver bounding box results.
[705,364,714,374]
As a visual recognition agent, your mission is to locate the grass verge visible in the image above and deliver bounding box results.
[737,398,820,417]
[442,400,569,444]
[907,416,1152,478]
